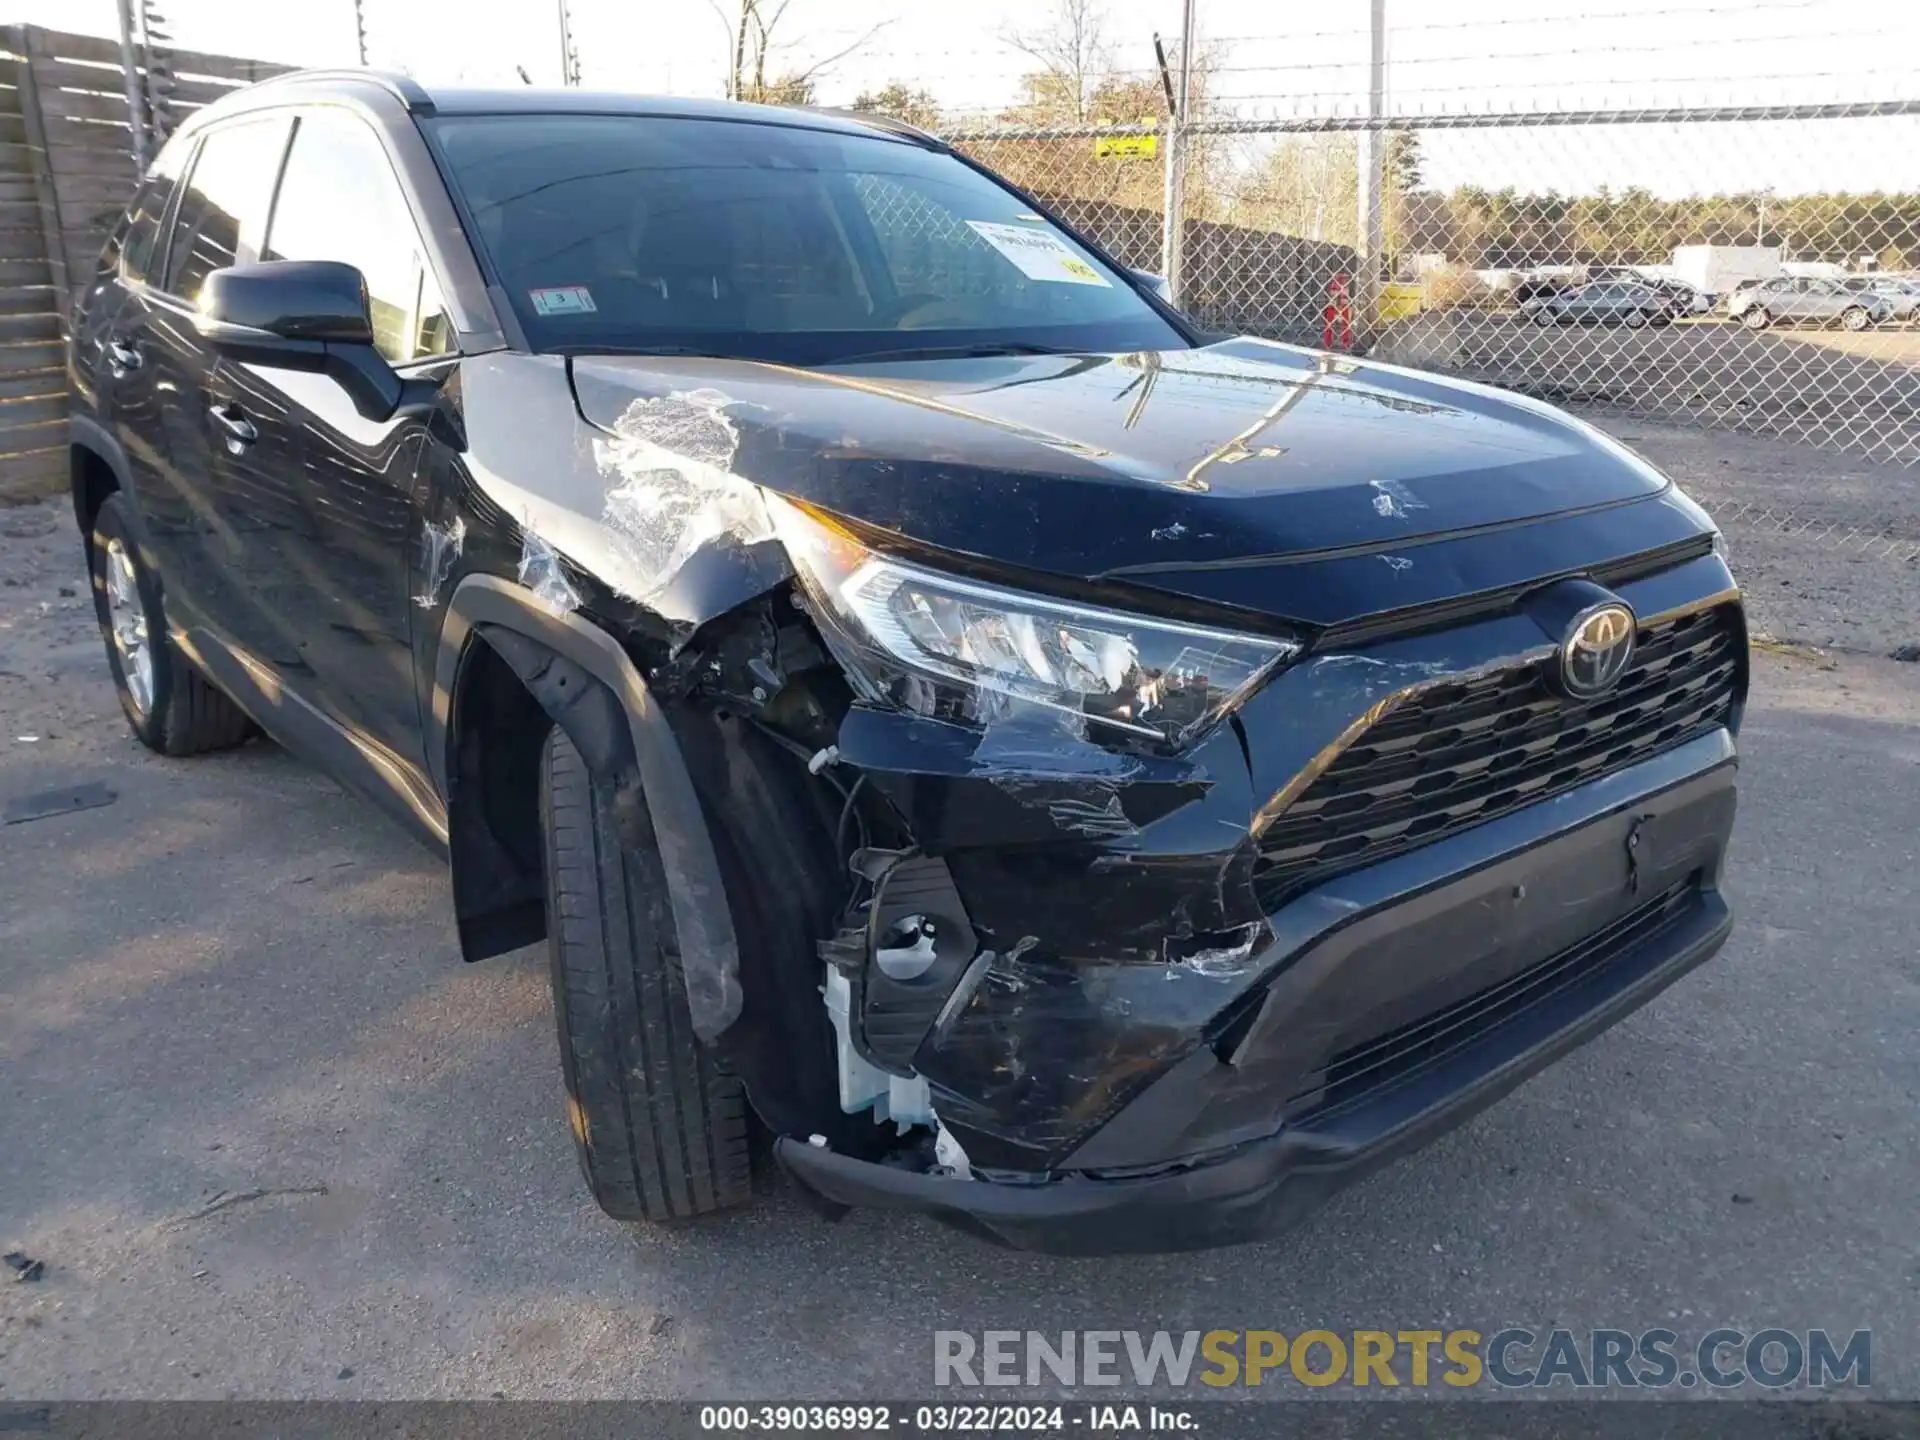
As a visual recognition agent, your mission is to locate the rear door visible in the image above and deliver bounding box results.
[246,105,457,762]
[89,141,194,567]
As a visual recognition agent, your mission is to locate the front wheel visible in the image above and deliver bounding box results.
[88,493,252,756]
[1624,309,1648,329]
[539,726,754,1223]
[1840,305,1871,332]
[1742,307,1771,331]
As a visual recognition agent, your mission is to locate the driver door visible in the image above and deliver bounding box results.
[235,106,457,767]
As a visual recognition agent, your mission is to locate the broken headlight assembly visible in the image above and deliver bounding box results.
[771,497,1298,748]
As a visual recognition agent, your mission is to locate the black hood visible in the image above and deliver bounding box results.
[569,338,1699,629]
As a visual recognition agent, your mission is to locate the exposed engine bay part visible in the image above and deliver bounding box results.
[824,967,933,1131]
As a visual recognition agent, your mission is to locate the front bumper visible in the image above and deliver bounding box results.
[780,721,1738,1255]
[782,552,1743,1253]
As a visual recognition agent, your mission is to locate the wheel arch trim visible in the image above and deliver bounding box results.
[432,575,743,1041]
[69,414,133,533]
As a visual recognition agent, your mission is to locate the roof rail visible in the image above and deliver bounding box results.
[244,68,436,115]
[806,107,944,148]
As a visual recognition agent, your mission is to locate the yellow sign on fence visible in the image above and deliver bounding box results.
[1093,134,1159,160]
[1379,281,1425,321]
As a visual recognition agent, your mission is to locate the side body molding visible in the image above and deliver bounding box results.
[432,575,744,1042]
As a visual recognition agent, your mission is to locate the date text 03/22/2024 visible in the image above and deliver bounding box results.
[697,1404,1194,1433]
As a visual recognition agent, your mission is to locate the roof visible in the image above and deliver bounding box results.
[230,71,916,143]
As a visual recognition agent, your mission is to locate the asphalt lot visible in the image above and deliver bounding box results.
[2,422,1918,1401]
[1378,311,1920,467]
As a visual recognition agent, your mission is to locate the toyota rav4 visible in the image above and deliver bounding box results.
[68,75,1745,1254]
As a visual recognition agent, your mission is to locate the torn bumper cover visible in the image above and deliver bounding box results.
[779,727,1737,1254]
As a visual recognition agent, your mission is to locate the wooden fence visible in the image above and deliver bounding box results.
[0,24,290,503]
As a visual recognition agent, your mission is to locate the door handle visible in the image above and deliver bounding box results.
[106,339,142,377]
[208,403,258,452]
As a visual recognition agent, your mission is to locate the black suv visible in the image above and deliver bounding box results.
[68,74,1745,1254]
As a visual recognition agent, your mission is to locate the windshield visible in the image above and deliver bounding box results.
[426,113,1186,365]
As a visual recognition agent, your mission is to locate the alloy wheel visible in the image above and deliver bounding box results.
[103,536,154,717]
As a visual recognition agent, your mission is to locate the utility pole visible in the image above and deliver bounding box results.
[1159,0,1196,305]
[1354,0,1387,342]
[557,0,581,85]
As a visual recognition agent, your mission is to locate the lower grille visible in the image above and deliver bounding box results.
[1289,874,1701,1118]
[1254,604,1741,909]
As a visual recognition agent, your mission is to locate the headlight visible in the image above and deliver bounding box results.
[772,497,1296,748]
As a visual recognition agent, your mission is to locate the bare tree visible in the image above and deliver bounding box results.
[1000,0,1112,124]
[706,0,893,105]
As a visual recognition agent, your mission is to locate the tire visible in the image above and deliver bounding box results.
[1624,309,1648,329]
[539,725,753,1223]
[88,492,252,756]
[1531,309,1556,326]
[1742,306,1771,331]
[1840,305,1870,332]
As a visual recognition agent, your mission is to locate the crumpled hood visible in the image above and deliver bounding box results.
[568,337,1687,628]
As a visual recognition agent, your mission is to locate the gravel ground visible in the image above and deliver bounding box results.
[2,429,1917,1402]
[1575,412,1920,659]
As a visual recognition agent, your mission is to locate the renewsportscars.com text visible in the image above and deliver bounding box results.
[933,1328,1871,1390]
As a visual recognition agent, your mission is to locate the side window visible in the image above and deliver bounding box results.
[265,109,454,365]
[119,139,192,284]
[162,117,289,301]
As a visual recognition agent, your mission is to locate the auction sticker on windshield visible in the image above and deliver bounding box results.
[529,285,598,316]
[966,221,1111,286]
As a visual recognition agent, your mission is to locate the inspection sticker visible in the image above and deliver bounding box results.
[966,221,1110,286]
[528,285,598,316]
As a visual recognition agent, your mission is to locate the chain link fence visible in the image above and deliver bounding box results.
[941,100,1920,469]
[934,91,1920,610]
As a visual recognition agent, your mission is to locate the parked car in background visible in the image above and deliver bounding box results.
[1645,278,1712,316]
[1840,275,1920,321]
[1522,281,1673,328]
[1513,274,1573,305]
[1726,276,1892,331]
[1579,267,1708,317]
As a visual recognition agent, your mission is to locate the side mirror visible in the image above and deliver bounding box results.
[198,260,404,421]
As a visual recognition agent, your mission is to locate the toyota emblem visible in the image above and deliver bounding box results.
[1560,603,1636,698]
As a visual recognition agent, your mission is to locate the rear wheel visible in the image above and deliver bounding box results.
[1624,309,1648,329]
[539,726,754,1223]
[1840,305,1871,332]
[88,493,252,756]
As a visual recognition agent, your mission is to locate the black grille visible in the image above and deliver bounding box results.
[1289,874,1701,1118]
[1255,605,1741,909]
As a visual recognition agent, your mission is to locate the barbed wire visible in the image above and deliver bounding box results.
[1205,0,1837,44]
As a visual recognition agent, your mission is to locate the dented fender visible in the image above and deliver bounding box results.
[447,354,795,658]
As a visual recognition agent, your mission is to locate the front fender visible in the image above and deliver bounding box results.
[432,574,743,1042]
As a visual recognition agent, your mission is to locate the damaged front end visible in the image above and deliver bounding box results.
[759,492,1301,1175]
[459,351,1739,1254]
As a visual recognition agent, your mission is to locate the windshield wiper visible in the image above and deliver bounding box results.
[552,343,734,359]
[824,342,1082,365]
